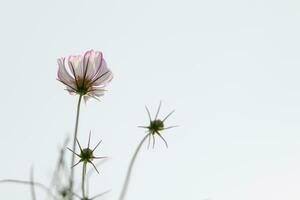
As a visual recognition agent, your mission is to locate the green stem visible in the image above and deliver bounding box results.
[118,134,149,200]
[82,163,87,198]
[69,95,83,199]
[0,179,57,200]
[30,167,36,200]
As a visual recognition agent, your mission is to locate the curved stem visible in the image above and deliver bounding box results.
[30,168,36,200]
[69,95,83,199]
[0,179,57,200]
[118,134,149,200]
[81,163,87,198]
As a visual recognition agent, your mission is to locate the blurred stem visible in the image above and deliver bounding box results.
[81,163,87,198]
[119,134,149,200]
[69,95,83,199]
[48,137,69,200]
[30,167,36,200]
[0,179,57,200]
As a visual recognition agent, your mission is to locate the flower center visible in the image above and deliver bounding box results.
[80,148,94,162]
[149,120,164,134]
[76,78,91,95]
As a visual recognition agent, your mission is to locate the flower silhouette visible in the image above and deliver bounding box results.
[57,50,113,102]
[139,101,177,148]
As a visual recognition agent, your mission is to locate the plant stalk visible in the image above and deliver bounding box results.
[82,163,87,198]
[118,134,149,200]
[69,95,83,199]
[30,167,36,200]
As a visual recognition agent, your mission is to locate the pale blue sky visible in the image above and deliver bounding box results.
[1,0,300,199]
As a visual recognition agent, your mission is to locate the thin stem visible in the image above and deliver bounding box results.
[145,106,152,122]
[147,133,151,149]
[152,134,156,149]
[88,161,100,174]
[48,138,69,200]
[30,167,36,200]
[91,190,111,199]
[155,101,162,120]
[0,179,57,200]
[157,133,168,148]
[118,134,149,200]
[163,110,175,122]
[81,163,87,198]
[92,140,102,153]
[69,95,83,199]
[67,147,81,157]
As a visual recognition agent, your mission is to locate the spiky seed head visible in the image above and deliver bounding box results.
[139,103,177,148]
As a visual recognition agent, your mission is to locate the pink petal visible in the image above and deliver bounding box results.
[57,57,74,85]
[83,50,93,75]
[89,88,105,97]
[68,55,84,78]
[84,50,103,80]
[66,87,76,94]
[93,58,107,79]
[93,69,113,86]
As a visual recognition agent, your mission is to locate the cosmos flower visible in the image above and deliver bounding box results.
[57,50,113,102]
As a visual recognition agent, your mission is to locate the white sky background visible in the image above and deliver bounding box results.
[0,0,300,199]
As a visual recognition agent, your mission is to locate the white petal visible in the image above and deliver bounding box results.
[93,59,108,80]
[89,88,105,97]
[84,50,103,80]
[68,55,84,78]
[57,58,75,85]
[66,87,76,94]
[93,69,113,86]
